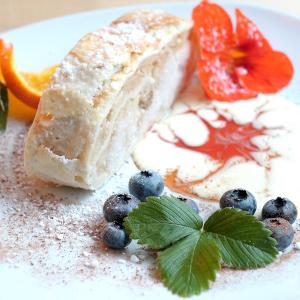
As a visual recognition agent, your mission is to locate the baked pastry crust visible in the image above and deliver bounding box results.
[24,10,193,189]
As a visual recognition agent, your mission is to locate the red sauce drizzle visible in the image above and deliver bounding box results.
[158,106,277,198]
[173,108,266,164]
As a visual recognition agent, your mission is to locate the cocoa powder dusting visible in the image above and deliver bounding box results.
[0,120,157,287]
[0,119,299,295]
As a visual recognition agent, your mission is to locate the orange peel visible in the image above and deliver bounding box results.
[0,39,56,109]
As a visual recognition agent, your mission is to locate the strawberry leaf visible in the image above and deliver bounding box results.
[124,195,202,249]
[158,232,221,297]
[204,208,278,268]
[125,197,279,298]
[0,82,8,131]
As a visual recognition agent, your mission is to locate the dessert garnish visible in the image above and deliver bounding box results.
[103,194,140,225]
[102,171,166,250]
[129,170,164,202]
[102,221,132,250]
[219,188,257,215]
[0,39,56,109]
[101,172,296,296]
[0,81,8,131]
[102,193,140,250]
[124,195,278,297]
[192,1,294,101]
[263,218,294,251]
[262,197,298,224]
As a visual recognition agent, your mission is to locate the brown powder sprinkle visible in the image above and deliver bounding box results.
[0,119,299,296]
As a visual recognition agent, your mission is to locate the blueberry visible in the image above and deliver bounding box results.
[220,189,257,215]
[263,218,294,251]
[178,197,199,213]
[103,194,140,224]
[129,170,164,201]
[262,197,298,224]
[102,222,131,250]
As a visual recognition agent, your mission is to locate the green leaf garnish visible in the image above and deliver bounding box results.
[0,82,9,131]
[158,232,221,297]
[204,208,278,268]
[125,196,278,297]
[124,195,202,249]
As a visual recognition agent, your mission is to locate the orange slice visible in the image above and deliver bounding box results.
[8,91,37,122]
[0,39,56,109]
[9,66,57,122]
[22,65,57,93]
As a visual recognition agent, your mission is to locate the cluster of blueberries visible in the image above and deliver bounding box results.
[220,189,297,251]
[102,170,298,252]
[102,170,199,249]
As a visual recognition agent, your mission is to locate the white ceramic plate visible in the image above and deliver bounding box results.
[0,1,300,300]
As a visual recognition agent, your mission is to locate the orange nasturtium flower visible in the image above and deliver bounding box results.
[192,1,294,101]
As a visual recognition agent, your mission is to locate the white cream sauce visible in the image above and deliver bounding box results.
[133,80,300,214]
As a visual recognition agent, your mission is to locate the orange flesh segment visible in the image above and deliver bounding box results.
[22,65,57,92]
[8,91,37,122]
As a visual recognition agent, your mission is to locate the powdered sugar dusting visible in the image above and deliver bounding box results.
[0,120,158,287]
[48,10,191,109]
[0,118,299,298]
[200,56,255,99]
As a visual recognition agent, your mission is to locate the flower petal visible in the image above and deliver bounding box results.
[236,8,271,52]
[198,53,257,101]
[237,50,294,93]
[194,2,294,101]
[192,1,233,53]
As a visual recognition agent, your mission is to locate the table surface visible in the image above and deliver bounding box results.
[1,0,300,33]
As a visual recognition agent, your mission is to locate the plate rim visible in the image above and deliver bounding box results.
[1,2,300,300]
